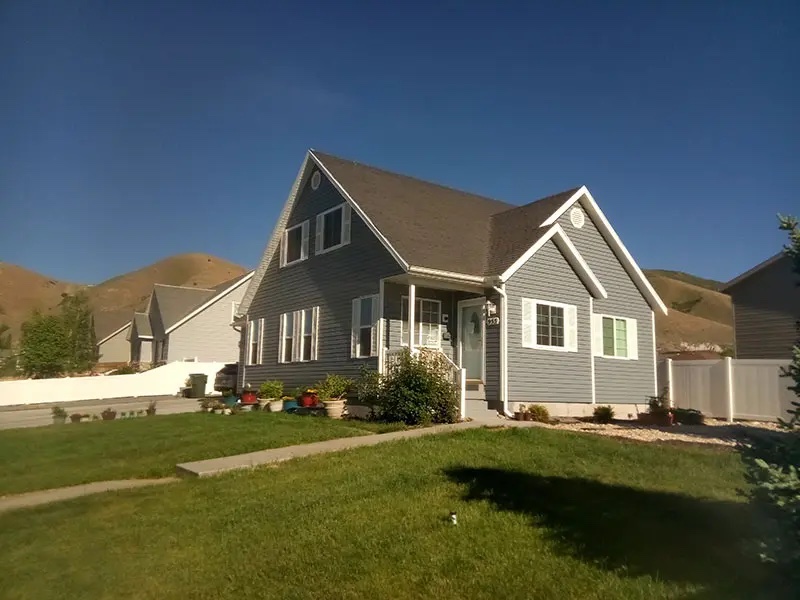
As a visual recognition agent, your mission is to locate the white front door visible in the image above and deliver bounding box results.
[459,300,485,380]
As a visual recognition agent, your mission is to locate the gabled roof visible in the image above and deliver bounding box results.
[152,284,216,330]
[133,312,152,338]
[95,312,132,345]
[239,151,668,315]
[164,271,253,334]
[721,252,787,292]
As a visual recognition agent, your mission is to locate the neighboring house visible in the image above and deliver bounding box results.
[129,272,253,365]
[721,252,799,359]
[236,150,667,418]
[95,313,132,364]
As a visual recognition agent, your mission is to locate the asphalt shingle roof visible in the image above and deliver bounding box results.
[133,311,152,337]
[152,285,215,330]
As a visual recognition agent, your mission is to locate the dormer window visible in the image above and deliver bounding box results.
[315,203,352,254]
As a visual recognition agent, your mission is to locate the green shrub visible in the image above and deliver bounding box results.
[258,380,283,399]
[377,348,458,426]
[646,387,671,415]
[355,366,382,406]
[672,407,705,425]
[593,405,615,424]
[527,404,550,423]
[112,364,137,375]
[317,374,352,402]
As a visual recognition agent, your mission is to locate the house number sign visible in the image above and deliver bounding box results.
[484,301,499,326]
[486,316,500,326]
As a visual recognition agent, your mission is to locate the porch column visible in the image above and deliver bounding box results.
[408,283,416,352]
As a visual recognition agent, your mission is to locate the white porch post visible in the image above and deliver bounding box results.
[408,283,416,352]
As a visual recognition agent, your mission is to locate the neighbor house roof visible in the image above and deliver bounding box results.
[164,271,253,334]
[152,285,216,330]
[239,151,668,315]
[721,252,788,292]
[94,311,132,345]
[133,312,152,337]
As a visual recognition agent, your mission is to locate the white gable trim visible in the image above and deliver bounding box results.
[309,150,408,270]
[500,224,608,299]
[165,272,254,334]
[97,321,131,346]
[540,186,668,315]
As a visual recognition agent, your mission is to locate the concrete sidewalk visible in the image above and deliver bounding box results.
[176,419,529,478]
[0,478,178,514]
[0,396,199,430]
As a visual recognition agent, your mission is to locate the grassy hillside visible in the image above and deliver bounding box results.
[644,269,724,291]
[0,253,248,342]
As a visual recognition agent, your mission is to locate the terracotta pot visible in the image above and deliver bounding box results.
[514,412,524,421]
[522,413,532,421]
[323,399,346,419]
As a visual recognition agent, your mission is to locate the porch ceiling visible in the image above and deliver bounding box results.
[384,273,487,294]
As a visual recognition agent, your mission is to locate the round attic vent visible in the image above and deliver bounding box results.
[311,171,321,190]
[569,206,585,229]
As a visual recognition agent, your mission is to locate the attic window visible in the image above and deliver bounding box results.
[570,207,585,229]
[311,171,321,190]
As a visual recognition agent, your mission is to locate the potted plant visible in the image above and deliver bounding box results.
[101,407,117,421]
[51,406,67,425]
[69,413,86,424]
[146,399,157,416]
[258,380,284,412]
[300,387,319,408]
[640,388,673,426]
[240,382,258,406]
[514,404,527,421]
[317,374,352,419]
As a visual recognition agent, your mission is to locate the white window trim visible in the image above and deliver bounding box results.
[247,318,264,365]
[280,220,310,268]
[315,203,352,256]
[522,298,578,353]
[278,308,319,363]
[231,301,240,324]
[593,313,638,360]
[352,294,379,359]
[400,296,442,349]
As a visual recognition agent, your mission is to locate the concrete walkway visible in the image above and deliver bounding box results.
[176,419,525,478]
[0,478,178,514]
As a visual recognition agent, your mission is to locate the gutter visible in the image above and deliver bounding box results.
[407,266,488,285]
[491,284,511,418]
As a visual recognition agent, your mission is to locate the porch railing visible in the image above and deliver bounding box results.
[382,347,467,420]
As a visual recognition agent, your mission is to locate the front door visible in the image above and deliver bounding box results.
[459,301,484,380]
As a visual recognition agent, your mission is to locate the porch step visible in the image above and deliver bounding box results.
[464,398,499,421]
[465,389,486,400]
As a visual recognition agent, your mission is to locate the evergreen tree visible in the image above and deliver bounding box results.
[59,292,98,373]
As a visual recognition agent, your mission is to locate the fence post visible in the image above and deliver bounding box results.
[666,358,674,408]
[724,356,735,423]
[460,368,466,420]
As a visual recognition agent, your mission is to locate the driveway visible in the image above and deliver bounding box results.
[0,396,200,430]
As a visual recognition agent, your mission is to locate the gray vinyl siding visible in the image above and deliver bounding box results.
[242,170,404,391]
[506,240,593,404]
[558,202,655,403]
[728,255,799,360]
[97,324,131,363]
[166,283,247,362]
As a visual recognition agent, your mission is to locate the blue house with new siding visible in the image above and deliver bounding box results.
[236,151,668,419]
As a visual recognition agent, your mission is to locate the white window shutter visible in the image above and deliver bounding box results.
[311,306,320,360]
[592,314,603,357]
[566,305,578,352]
[521,299,534,348]
[370,295,379,357]
[257,318,264,363]
[342,203,352,245]
[315,214,324,254]
[627,318,638,360]
[351,299,359,358]
[301,221,310,260]
[279,231,287,267]
[244,320,251,364]
[277,314,285,363]
[293,311,302,362]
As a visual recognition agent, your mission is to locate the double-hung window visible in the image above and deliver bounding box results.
[400,297,442,348]
[315,203,352,255]
[278,307,319,363]
[247,318,264,365]
[521,298,578,352]
[280,220,310,267]
[352,295,379,358]
[593,314,638,359]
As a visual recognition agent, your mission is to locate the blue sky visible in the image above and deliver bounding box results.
[1,0,797,284]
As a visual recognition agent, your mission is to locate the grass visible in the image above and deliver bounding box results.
[0,427,789,600]
[0,412,403,495]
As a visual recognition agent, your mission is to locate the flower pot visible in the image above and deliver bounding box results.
[146,409,156,417]
[69,415,83,424]
[240,390,258,405]
[101,413,116,421]
[522,413,532,421]
[223,408,232,415]
[52,416,66,425]
[267,399,284,413]
[323,399,346,419]
[300,392,318,408]
[514,412,524,421]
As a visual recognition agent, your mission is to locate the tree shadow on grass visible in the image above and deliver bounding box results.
[445,467,790,599]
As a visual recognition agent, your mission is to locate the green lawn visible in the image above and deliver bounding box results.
[0,427,788,600]
[0,412,402,495]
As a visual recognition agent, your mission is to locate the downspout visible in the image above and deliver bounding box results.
[232,318,245,391]
[491,284,511,418]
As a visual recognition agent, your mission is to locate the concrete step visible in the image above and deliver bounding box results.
[464,398,498,420]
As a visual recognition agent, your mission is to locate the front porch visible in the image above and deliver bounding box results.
[378,275,501,420]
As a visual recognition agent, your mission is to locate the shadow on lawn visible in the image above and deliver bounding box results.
[445,467,789,599]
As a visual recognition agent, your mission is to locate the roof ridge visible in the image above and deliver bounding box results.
[153,283,215,292]
[490,186,583,220]
[312,150,514,212]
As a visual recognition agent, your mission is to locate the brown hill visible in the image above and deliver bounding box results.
[0,253,248,343]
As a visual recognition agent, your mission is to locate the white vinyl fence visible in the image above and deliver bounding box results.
[657,357,796,422]
[0,361,226,407]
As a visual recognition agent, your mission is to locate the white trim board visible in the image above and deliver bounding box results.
[500,224,607,299]
[540,186,668,315]
[165,272,254,334]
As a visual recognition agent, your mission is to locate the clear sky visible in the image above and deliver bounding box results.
[1,0,797,284]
